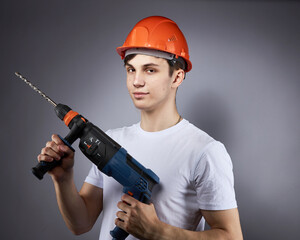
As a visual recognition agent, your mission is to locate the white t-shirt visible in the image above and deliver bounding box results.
[85,119,237,240]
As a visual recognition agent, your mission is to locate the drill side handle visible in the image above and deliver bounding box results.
[31,135,76,180]
[31,118,86,180]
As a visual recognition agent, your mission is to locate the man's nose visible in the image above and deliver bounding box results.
[133,71,145,88]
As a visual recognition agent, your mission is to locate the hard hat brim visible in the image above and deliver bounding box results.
[116,46,192,72]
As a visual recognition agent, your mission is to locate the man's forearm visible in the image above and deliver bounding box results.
[53,171,92,235]
[153,221,240,240]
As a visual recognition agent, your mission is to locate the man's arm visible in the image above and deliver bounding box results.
[157,208,243,240]
[199,208,243,240]
[38,134,103,235]
[54,179,103,235]
[116,194,243,240]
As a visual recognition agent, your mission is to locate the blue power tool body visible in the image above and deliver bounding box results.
[32,104,160,240]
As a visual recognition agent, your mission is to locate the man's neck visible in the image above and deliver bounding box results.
[140,105,181,132]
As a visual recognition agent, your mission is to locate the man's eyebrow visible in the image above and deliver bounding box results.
[143,63,160,67]
[125,63,160,68]
[124,63,133,68]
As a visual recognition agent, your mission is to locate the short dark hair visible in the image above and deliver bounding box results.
[124,54,185,77]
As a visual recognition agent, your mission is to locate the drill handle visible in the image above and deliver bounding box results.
[110,190,151,240]
[31,117,86,180]
[110,227,129,240]
[31,135,75,180]
[32,116,86,180]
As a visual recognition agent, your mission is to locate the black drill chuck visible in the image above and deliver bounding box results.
[55,104,72,121]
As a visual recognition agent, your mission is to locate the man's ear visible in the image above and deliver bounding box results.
[172,69,185,88]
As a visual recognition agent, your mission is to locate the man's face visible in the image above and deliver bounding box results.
[125,54,177,112]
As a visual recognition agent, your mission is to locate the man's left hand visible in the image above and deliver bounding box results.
[115,194,161,239]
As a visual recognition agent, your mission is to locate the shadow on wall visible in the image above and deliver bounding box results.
[184,90,234,146]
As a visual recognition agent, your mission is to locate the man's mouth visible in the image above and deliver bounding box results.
[133,92,149,98]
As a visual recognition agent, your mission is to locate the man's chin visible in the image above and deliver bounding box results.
[133,103,153,112]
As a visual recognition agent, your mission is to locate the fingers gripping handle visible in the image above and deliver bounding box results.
[31,135,75,180]
[59,135,76,152]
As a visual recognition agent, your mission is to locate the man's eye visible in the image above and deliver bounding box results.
[127,68,135,73]
[146,69,155,73]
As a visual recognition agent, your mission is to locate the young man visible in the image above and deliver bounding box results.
[38,16,243,239]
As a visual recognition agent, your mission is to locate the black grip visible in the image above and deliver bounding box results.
[32,135,75,180]
[32,160,62,180]
[32,109,87,180]
[110,226,129,240]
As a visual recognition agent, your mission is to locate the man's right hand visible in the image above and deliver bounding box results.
[37,134,75,182]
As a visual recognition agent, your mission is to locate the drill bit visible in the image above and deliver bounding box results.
[15,72,57,107]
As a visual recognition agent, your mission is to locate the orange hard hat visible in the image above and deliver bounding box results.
[116,16,192,72]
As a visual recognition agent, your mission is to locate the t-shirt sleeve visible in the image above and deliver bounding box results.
[194,141,237,210]
[84,163,103,188]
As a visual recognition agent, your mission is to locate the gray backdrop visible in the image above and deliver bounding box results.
[1,0,299,239]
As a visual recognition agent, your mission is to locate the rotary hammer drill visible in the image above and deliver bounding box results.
[16,72,160,240]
